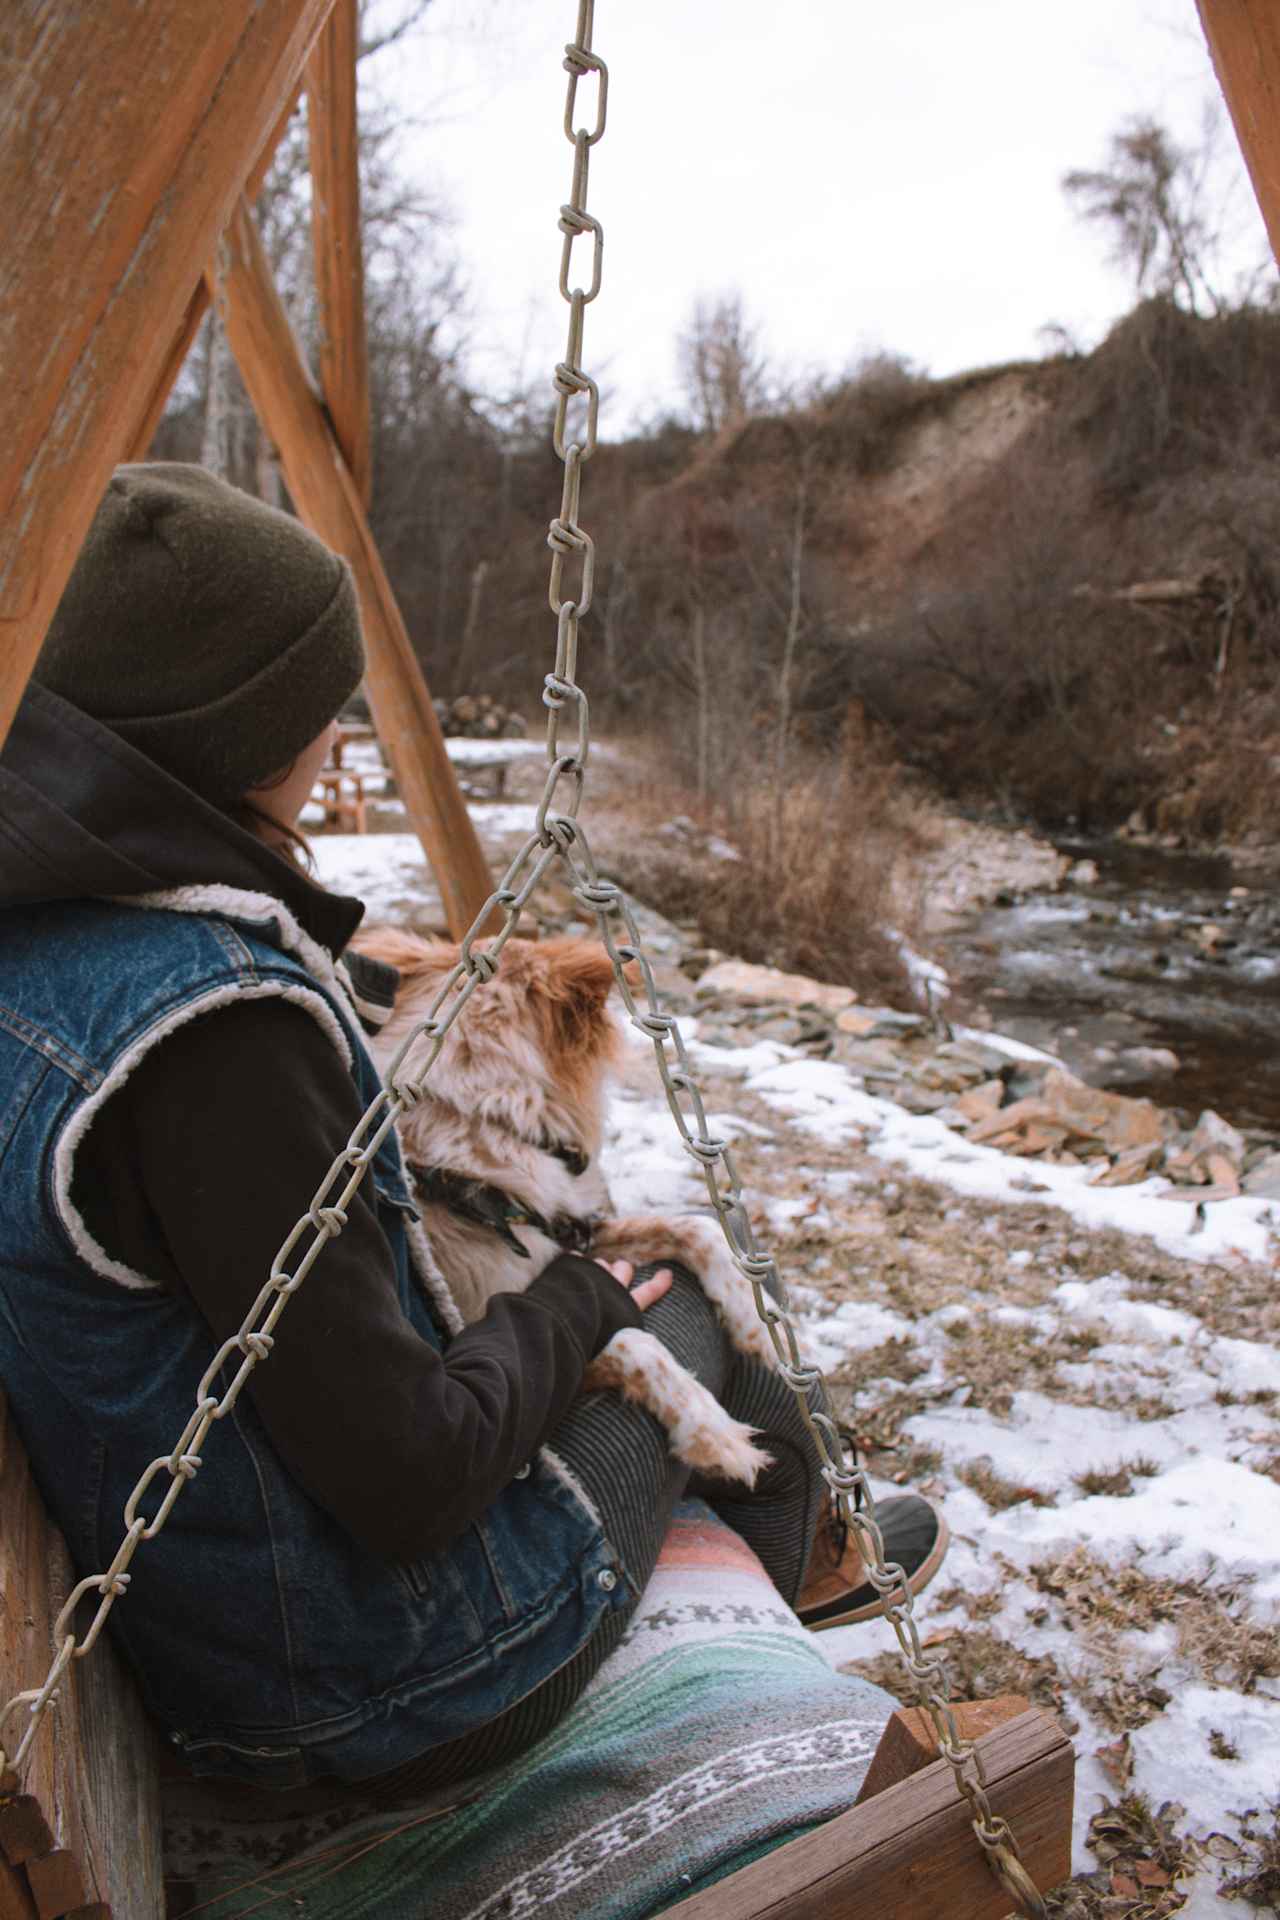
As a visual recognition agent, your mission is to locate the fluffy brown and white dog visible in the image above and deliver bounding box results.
[353,926,777,1484]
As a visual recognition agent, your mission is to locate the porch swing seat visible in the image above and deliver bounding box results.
[1,1392,1072,1920]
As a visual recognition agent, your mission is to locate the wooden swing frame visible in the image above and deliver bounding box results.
[2,1,1276,1913]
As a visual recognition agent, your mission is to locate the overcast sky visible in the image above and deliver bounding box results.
[371,1,1271,429]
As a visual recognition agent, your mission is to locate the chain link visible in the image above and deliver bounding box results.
[0,7,1046,1911]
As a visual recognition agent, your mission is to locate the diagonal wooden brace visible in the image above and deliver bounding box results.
[214,195,498,936]
[307,0,372,505]
[1198,3,1280,270]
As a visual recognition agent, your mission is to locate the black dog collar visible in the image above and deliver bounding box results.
[411,1166,597,1259]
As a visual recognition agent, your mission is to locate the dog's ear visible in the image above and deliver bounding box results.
[531,939,619,1057]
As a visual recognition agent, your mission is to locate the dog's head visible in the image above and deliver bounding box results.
[352,926,624,1155]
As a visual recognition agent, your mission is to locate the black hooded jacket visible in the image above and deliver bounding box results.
[0,688,640,1561]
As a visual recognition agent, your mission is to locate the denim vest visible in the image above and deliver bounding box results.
[0,890,624,1785]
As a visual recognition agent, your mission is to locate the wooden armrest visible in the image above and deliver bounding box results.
[660,1705,1073,1920]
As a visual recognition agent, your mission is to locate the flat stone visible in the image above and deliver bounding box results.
[935,1038,1012,1076]
[1185,1108,1246,1173]
[836,1006,927,1039]
[955,1079,1004,1122]
[697,959,855,1013]
[834,1038,909,1076]
[1243,1152,1280,1199]
[1088,1141,1164,1187]
[835,1007,882,1037]
[913,1054,989,1093]
[1118,1046,1181,1075]
[893,1084,950,1115]
[966,1069,1163,1157]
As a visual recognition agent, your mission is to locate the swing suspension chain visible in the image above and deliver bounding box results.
[0,10,1043,1912]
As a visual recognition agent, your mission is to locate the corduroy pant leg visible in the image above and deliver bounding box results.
[368,1264,824,1798]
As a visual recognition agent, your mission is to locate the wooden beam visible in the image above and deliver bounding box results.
[126,87,307,464]
[0,1395,163,1920]
[661,1709,1073,1920]
[216,196,498,937]
[1198,1,1280,269]
[0,0,339,755]
[306,0,372,503]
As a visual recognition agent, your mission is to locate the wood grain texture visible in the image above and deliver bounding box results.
[1,1394,163,1920]
[1198,1,1280,268]
[126,86,307,465]
[306,0,372,503]
[661,1709,1073,1920]
[855,1694,1033,1804]
[217,195,499,936]
[0,0,337,750]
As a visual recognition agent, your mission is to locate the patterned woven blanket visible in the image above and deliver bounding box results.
[163,1501,895,1919]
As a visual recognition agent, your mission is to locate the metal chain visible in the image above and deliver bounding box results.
[1,9,1046,1912]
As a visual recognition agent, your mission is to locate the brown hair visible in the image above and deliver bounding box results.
[223,757,316,871]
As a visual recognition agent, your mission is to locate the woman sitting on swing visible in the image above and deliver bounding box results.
[0,464,946,1899]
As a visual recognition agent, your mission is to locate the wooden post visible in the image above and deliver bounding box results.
[307,0,373,503]
[0,0,339,754]
[1198,2,1280,269]
[1,1394,163,1920]
[216,196,498,936]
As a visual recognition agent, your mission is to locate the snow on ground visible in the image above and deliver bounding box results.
[607,1021,1280,1908]
[323,823,1279,1909]
[311,832,432,908]
[443,737,544,764]
[732,1051,1278,1266]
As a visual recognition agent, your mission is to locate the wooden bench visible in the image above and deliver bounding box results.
[313,766,369,832]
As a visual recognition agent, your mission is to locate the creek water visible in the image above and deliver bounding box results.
[939,837,1280,1138]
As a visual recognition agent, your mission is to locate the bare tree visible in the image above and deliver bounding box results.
[1063,110,1238,317]
[676,292,771,434]
[358,0,434,61]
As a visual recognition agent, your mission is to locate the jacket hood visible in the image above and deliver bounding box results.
[0,686,363,957]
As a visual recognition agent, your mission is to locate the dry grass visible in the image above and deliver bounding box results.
[1043,1795,1197,1920]
[957,1457,1057,1512]
[841,1626,1073,1722]
[1072,1457,1160,1498]
[1222,1805,1280,1909]
[595,720,925,1008]
[1031,1545,1280,1696]
[929,1312,1108,1417]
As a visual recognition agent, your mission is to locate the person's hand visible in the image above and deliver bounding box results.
[596,1258,672,1313]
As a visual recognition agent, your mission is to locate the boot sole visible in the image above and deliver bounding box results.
[799,1508,951,1631]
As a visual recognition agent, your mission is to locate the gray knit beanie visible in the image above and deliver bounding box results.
[36,463,365,802]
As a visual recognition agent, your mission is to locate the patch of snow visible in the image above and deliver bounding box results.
[953,1023,1061,1066]
[1128,1685,1279,1838]
[469,803,541,837]
[997,1458,1280,1594]
[444,738,543,763]
[1055,1278,1203,1346]
[803,1301,914,1365]
[309,833,432,918]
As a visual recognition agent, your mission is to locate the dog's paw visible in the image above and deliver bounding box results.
[673,1410,773,1487]
[584,1328,772,1487]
